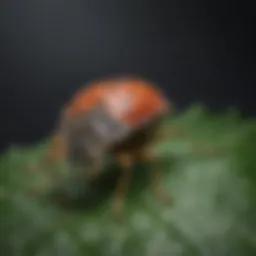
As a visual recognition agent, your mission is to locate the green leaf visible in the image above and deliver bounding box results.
[0,106,256,256]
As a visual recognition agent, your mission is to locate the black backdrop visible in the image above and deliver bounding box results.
[0,0,255,150]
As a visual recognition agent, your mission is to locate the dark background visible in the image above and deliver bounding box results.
[0,0,255,151]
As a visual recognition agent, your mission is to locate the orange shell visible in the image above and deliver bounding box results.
[63,76,169,127]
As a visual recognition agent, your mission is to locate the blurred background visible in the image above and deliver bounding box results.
[0,0,254,149]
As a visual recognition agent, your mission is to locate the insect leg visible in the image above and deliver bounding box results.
[112,152,134,219]
[138,147,172,205]
[155,124,218,156]
[88,153,103,180]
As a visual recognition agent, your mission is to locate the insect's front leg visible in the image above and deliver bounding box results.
[112,152,134,220]
[88,153,103,180]
[137,146,172,205]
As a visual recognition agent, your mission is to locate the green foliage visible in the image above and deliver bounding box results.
[1,105,256,256]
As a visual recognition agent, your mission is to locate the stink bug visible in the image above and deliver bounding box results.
[46,76,172,218]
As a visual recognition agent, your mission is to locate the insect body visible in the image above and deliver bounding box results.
[48,76,171,218]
